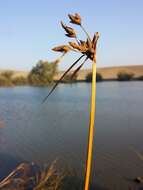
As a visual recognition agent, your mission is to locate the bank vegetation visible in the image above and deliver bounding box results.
[1,64,143,87]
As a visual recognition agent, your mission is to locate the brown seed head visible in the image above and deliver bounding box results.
[61,21,76,38]
[52,45,71,53]
[68,13,81,25]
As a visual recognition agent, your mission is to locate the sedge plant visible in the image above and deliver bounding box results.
[43,13,99,190]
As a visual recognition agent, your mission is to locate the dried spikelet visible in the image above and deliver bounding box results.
[61,21,66,29]
[92,32,100,49]
[61,21,76,38]
[69,40,89,53]
[65,33,76,38]
[69,42,81,51]
[95,32,100,41]
[79,40,88,52]
[68,13,81,25]
[92,33,97,48]
[93,32,99,49]
[86,38,92,49]
[52,45,71,53]
[80,40,87,46]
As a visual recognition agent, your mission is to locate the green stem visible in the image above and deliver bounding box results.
[80,25,92,42]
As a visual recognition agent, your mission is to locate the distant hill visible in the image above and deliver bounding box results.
[54,65,143,80]
[1,65,143,81]
[97,65,143,80]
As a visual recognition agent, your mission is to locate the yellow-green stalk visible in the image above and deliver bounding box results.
[84,60,96,190]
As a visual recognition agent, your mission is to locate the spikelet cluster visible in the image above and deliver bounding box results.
[52,13,99,61]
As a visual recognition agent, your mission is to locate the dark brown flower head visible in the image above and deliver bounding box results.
[61,21,76,38]
[68,13,81,25]
[85,48,96,61]
[52,45,71,53]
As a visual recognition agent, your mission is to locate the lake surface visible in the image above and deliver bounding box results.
[0,82,143,190]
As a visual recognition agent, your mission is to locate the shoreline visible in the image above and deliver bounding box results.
[1,64,143,80]
[1,79,143,88]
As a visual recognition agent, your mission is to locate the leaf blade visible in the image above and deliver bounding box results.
[71,57,88,80]
[42,55,85,103]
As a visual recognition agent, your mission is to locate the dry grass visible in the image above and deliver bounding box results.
[33,161,82,190]
[0,160,83,190]
[33,160,65,190]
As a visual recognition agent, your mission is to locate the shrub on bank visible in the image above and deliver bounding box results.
[0,71,14,87]
[117,72,134,81]
[0,76,13,86]
[85,72,103,82]
[137,75,143,80]
[12,76,28,85]
[28,60,57,86]
[1,71,14,80]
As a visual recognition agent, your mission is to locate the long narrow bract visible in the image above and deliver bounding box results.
[70,57,88,80]
[42,55,85,103]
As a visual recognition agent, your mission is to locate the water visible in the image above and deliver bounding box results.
[0,82,143,190]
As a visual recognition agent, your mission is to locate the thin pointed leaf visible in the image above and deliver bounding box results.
[71,57,88,80]
[42,55,85,103]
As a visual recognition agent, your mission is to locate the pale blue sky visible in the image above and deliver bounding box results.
[0,0,143,71]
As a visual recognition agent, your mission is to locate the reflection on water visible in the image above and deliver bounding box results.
[0,82,143,189]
